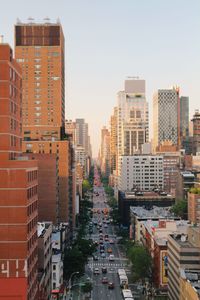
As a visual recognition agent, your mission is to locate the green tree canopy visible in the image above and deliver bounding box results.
[128,244,152,281]
[82,179,91,194]
[170,200,187,219]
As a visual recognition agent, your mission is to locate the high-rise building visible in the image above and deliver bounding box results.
[116,79,149,187]
[153,88,179,151]
[192,110,200,155]
[15,21,76,229]
[75,118,89,154]
[100,127,110,177]
[0,43,38,299]
[15,20,65,141]
[179,96,189,145]
[110,107,118,174]
[118,79,149,157]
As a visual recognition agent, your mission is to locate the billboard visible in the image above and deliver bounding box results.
[160,251,168,285]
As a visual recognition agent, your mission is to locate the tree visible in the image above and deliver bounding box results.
[170,200,187,219]
[82,179,91,194]
[82,281,92,293]
[64,247,86,279]
[128,244,152,282]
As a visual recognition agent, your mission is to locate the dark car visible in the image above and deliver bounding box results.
[102,267,107,274]
[102,277,108,284]
[108,282,114,289]
[93,255,98,261]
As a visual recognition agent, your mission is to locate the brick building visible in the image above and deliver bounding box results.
[0,43,38,299]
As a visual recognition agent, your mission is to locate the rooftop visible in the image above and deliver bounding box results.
[124,191,173,199]
[130,206,175,219]
[180,269,200,296]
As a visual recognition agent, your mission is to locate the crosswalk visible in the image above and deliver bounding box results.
[88,262,131,273]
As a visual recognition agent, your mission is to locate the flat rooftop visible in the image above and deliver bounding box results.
[130,206,174,219]
[180,269,200,296]
[124,191,173,199]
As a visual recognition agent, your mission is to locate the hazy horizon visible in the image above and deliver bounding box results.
[1,0,200,156]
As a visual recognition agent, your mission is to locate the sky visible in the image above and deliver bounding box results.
[1,0,200,156]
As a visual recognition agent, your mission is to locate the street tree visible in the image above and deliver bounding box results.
[128,244,152,282]
[170,199,187,219]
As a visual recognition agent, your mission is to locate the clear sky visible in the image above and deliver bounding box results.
[1,0,200,156]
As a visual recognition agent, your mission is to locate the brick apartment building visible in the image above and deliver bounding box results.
[0,43,38,299]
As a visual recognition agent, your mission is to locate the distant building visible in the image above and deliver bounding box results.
[192,110,200,155]
[116,79,149,182]
[119,155,163,192]
[153,88,179,151]
[179,96,189,147]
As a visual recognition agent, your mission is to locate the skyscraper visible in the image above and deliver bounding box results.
[15,20,65,141]
[0,43,38,300]
[153,88,179,151]
[110,107,118,174]
[116,79,149,180]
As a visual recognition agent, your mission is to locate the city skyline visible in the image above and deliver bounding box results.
[1,0,200,156]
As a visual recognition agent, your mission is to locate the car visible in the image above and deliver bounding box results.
[107,248,112,253]
[104,234,109,238]
[109,239,114,244]
[94,268,100,275]
[104,224,108,228]
[93,255,98,261]
[109,255,115,261]
[102,277,108,284]
[108,282,114,289]
[94,240,99,245]
[99,229,103,233]
[101,253,106,258]
[105,237,109,241]
[100,249,104,253]
[102,267,107,274]
[99,240,104,244]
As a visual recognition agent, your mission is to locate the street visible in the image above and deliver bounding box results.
[85,168,129,300]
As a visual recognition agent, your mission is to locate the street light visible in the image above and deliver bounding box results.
[67,271,79,300]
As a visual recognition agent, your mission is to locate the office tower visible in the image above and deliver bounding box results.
[116,79,149,186]
[0,43,38,299]
[75,119,89,153]
[179,96,189,143]
[15,20,65,141]
[153,88,179,151]
[110,107,118,174]
[118,79,149,156]
[100,127,110,177]
[192,110,200,155]
[65,119,76,145]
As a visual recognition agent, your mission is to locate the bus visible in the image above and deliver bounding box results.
[117,269,128,287]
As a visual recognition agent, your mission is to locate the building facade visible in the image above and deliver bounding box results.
[119,155,163,192]
[153,88,179,151]
[0,43,38,299]
[15,21,65,141]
